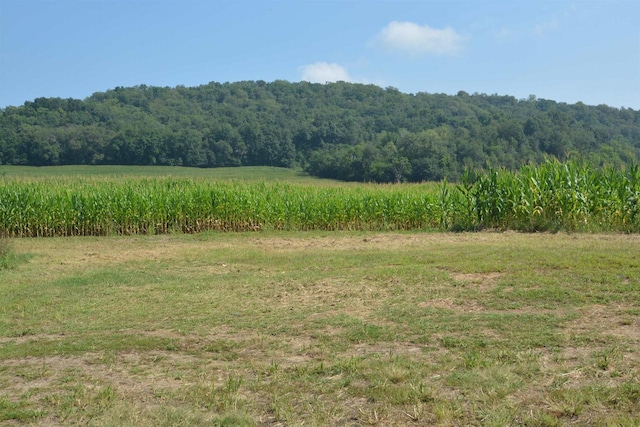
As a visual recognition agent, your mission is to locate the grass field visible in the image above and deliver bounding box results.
[1,231,639,425]
[0,165,330,183]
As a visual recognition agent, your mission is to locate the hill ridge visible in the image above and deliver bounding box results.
[1,80,638,182]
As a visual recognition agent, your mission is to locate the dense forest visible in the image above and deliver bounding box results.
[1,80,638,182]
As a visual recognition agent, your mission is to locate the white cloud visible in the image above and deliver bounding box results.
[299,62,353,83]
[375,21,464,55]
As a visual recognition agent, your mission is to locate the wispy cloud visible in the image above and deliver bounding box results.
[299,62,353,83]
[374,21,464,56]
[494,27,513,40]
[533,16,559,36]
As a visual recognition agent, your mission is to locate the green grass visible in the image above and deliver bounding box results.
[1,232,638,425]
[0,237,9,266]
[0,236,22,270]
[0,165,331,183]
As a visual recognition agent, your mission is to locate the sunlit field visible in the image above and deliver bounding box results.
[1,232,639,425]
[0,163,638,425]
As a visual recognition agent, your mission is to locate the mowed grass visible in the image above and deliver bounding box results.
[1,232,639,425]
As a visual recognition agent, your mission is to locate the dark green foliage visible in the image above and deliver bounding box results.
[1,81,639,182]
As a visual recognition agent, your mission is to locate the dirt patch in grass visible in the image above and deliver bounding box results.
[345,342,426,357]
[564,304,640,340]
[116,328,187,340]
[417,296,560,316]
[530,303,640,397]
[272,278,391,325]
[256,231,535,249]
[450,271,504,291]
[0,333,69,345]
[418,297,486,313]
[3,353,164,398]
[249,232,494,253]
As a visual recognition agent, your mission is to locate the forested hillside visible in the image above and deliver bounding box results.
[1,80,638,182]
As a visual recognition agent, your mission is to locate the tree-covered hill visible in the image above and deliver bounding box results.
[1,80,638,182]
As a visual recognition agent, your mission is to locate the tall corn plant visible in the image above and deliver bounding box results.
[1,162,638,236]
[460,159,640,232]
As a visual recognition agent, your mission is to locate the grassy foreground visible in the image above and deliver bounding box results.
[1,232,639,425]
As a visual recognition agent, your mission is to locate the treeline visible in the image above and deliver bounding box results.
[1,80,638,182]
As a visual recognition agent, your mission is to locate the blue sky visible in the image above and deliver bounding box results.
[1,0,639,109]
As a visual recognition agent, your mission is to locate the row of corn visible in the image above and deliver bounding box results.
[460,159,640,232]
[1,160,638,237]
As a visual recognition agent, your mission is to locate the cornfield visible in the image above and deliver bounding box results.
[1,160,638,237]
[461,159,640,232]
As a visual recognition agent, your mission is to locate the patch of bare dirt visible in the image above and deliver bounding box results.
[1,352,186,400]
[273,278,388,322]
[535,304,640,392]
[417,296,567,317]
[450,271,504,291]
[248,232,504,253]
[0,333,68,345]
[117,328,186,340]
[251,233,426,251]
[418,297,486,313]
[563,304,640,341]
[346,342,426,357]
